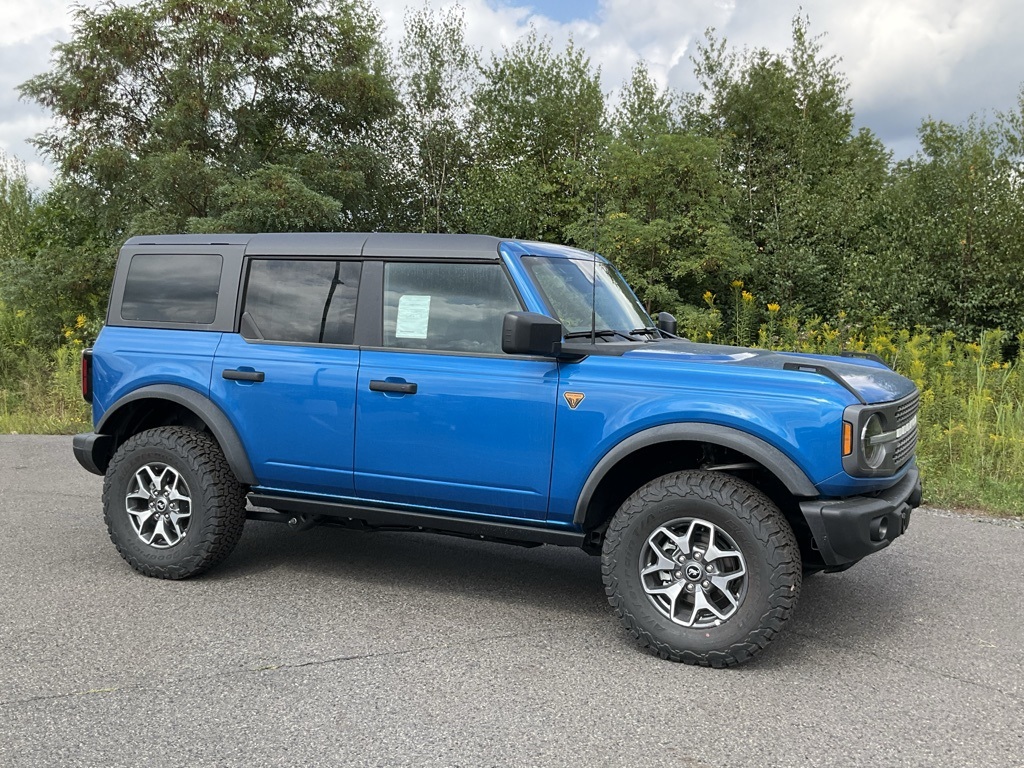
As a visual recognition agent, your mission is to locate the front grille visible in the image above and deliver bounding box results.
[891,391,920,468]
[894,391,920,424]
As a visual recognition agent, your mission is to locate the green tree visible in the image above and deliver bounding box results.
[0,153,33,262]
[690,16,890,316]
[879,114,1024,336]
[465,31,604,242]
[3,182,115,347]
[19,0,399,235]
[568,65,749,314]
[396,4,477,233]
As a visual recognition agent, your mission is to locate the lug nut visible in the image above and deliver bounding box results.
[694,551,702,560]
[702,580,710,588]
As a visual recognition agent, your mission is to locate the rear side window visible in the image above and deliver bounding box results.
[242,259,361,345]
[121,253,223,323]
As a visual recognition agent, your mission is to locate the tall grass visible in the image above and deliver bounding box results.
[0,300,91,434]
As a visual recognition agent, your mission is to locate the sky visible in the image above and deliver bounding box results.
[2,0,1022,188]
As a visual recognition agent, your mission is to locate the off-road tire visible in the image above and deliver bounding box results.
[602,470,801,667]
[102,427,247,579]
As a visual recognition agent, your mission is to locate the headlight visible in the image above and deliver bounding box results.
[861,413,886,469]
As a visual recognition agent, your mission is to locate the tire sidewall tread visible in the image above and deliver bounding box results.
[602,470,801,667]
[102,426,246,580]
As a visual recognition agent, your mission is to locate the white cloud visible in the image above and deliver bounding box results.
[0,0,73,45]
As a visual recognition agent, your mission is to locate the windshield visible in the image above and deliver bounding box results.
[521,255,653,335]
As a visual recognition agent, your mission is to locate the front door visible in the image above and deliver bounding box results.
[353,261,558,521]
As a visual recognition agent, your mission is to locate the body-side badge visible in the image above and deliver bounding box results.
[563,392,585,409]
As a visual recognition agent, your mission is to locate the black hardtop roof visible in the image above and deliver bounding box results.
[122,232,508,259]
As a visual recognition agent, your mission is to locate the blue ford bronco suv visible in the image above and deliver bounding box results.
[74,233,921,666]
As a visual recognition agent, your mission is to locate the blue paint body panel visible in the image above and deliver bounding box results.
[210,334,359,495]
[354,349,558,519]
[90,326,222,427]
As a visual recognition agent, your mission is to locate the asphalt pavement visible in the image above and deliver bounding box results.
[1,435,1022,767]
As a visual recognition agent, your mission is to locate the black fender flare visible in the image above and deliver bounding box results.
[97,384,257,486]
[572,423,819,526]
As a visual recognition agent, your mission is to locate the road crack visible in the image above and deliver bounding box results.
[0,631,528,708]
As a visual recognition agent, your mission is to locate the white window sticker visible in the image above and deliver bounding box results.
[395,294,431,339]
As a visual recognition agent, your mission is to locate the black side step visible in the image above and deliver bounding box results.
[248,493,587,548]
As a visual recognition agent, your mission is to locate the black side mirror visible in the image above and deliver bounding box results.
[656,312,677,336]
[502,312,564,356]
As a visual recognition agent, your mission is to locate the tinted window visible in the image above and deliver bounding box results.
[383,263,521,353]
[242,259,361,345]
[121,253,222,324]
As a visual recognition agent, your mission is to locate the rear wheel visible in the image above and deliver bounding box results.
[102,427,246,579]
[602,470,801,667]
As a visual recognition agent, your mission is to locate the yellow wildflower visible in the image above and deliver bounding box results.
[767,303,780,313]
[741,291,754,303]
[731,280,744,289]
[76,314,88,328]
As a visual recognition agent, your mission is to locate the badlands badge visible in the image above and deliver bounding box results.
[563,392,585,410]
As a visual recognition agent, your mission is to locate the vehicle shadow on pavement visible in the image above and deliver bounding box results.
[210,519,609,619]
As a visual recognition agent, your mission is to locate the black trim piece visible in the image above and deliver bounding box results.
[222,369,265,383]
[97,384,257,486]
[369,379,416,394]
[799,464,920,567]
[72,432,115,475]
[573,423,818,525]
[248,493,586,547]
[81,348,94,403]
[783,361,867,404]
[840,350,889,368]
[353,259,383,347]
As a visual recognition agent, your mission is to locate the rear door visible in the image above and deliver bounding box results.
[353,260,559,521]
[211,257,361,496]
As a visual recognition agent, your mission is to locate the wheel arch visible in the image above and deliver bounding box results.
[95,384,257,486]
[573,423,819,534]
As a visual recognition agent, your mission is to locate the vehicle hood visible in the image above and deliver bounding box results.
[622,340,916,404]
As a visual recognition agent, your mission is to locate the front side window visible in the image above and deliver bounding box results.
[121,253,222,324]
[521,256,653,335]
[383,262,521,353]
[242,259,361,345]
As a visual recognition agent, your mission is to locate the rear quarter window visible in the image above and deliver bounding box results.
[120,253,223,324]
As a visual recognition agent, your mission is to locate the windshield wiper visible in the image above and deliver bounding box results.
[563,329,637,342]
[629,327,660,338]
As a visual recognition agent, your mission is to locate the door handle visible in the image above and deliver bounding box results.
[369,379,417,394]
[222,369,265,382]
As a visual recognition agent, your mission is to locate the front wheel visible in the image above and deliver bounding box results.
[602,470,801,667]
[102,427,247,579]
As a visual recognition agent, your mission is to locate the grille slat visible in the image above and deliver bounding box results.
[891,391,920,468]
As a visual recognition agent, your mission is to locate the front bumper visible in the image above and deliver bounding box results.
[799,465,921,570]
